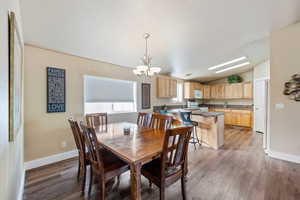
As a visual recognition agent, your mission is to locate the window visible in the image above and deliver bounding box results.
[84,76,137,114]
[172,82,183,102]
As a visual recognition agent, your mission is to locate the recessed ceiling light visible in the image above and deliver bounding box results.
[208,56,247,71]
[215,62,250,74]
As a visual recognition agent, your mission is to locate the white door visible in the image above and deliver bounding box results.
[254,79,268,148]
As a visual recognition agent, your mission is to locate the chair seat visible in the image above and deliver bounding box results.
[92,148,129,181]
[141,158,182,186]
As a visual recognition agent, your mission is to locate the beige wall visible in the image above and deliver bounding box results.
[204,70,254,105]
[24,45,184,162]
[0,1,24,200]
[270,22,300,157]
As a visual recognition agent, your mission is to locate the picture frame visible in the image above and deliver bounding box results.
[8,11,24,142]
[141,83,151,109]
[47,67,66,113]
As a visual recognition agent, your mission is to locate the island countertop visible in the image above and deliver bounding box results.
[191,112,224,117]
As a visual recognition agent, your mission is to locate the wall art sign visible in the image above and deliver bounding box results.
[283,74,300,101]
[141,83,151,109]
[47,67,66,113]
[9,11,23,142]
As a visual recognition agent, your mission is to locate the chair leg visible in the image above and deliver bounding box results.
[160,187,165,200]
[194,126,201,146]
[88,167,93,195]
[81,165,86,195]
[192,131,197,150]
[149,180,152,188]
[99,178,106,200]
[77,159,81,182]
[181,176,187,200]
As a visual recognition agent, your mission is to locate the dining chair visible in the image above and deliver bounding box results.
[149,113,173,130]
[141,126,193,200]
[137,112,152,128]
[80,122,129,199]
[179,112,201,150]
[67,118,89,194]
[86,113,108,130]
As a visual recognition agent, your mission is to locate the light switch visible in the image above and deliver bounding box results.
[275,103,285,109]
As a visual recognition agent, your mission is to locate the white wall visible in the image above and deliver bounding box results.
[254,60,270,80]
[0,1,24,200]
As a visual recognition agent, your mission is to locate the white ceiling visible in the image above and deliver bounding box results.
[21,0,300,81]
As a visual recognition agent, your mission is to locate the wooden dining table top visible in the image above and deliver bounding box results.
[94,122,166,164]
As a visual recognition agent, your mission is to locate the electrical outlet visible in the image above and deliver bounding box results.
[61,141,67,148]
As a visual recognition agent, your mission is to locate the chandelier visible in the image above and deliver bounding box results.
[133,33,161,77]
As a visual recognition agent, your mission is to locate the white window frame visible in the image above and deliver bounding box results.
[172,81,183,103]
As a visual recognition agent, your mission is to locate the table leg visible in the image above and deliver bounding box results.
[130,162,142,200]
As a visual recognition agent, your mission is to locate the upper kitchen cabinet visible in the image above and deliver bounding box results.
[202,85,211,99]
[157,76,177,98]
[225,83,243,99]
[184,82,203,99]
[243,82,253,99]
[211,84,225,99]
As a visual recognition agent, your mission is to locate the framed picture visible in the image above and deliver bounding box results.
[141,83,151,109]
[9,12,24,142]
[47,67,66,113]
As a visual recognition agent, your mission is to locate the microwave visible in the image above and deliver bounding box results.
[194,90,203,99]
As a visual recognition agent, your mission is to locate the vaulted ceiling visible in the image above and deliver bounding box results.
[21,0,300,81]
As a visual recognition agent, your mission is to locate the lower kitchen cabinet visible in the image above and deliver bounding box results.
[213,108,253,128]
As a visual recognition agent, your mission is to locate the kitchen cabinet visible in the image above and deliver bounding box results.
[157,76,177,98]
[184,82,202,99]
[202,85,211,99]
[211,84,225,99]
[225,83,243,99]
[213,108,252,128]
[243,82,253,99]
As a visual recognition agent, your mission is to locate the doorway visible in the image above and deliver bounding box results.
[254,78,269,149]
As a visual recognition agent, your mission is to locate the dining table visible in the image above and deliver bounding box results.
[94,122,167,200]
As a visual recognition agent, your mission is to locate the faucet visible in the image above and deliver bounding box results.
[224,101,228,108]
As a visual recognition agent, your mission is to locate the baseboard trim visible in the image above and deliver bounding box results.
[267,150,300,164]
[25,150,78,170]
[17,169,25,200]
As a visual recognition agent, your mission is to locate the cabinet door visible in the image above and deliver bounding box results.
[203,85,211,99]
[210,85,217,99]
[232,83,243,99]
[238,110,252,127]
[170,79,177,98]
[243,82,253,99]
[225,84,233,99]
[157,77,169,98]
[217,84,225,99]
[225,83,243,99]
[184,82,192,99]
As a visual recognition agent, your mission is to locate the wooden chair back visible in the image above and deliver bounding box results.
[80,122,105,174]
[137,112,152,127]
[161,126,193,178]
[86,113,107,130]
[149,113,173,130]
[68,118,85,153]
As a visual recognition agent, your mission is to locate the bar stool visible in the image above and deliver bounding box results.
[179,112,201,150]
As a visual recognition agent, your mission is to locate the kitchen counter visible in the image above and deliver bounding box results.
[192,112,224,117]
[191,113,224,150]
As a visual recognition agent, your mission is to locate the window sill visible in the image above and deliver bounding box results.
[107,111,137,115]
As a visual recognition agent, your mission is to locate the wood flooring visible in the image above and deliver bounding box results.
[23,128,300,200]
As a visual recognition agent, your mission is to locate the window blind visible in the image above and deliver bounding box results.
[85,76,136,103]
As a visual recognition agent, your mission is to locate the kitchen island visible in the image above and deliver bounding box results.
[166,109,225,150]
[191,112,224,150]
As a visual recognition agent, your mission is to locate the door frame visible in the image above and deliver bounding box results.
[253,77,270,151]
